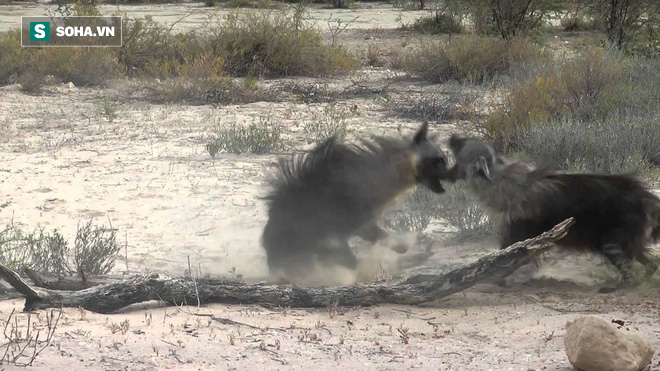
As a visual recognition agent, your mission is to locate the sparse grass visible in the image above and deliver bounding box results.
[385,183,497,239]
[207,120,286,156]
[303,102,355,145]
[403,35,547,84]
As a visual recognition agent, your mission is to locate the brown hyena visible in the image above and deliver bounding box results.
[447,134,660,291]
[261,123,450,285]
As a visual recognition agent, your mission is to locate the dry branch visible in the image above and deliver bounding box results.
[0,218,575,314]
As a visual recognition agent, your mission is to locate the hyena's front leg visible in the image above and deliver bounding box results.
[356,223,388,242]
[357,223,409,254]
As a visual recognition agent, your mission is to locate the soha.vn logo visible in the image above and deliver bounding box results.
[29,22,50,41]
[29,21,116,41]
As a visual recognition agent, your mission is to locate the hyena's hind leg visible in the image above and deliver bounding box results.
[635,249,659,278]
[266,248,318,285]
[598,228,638,292]
[316,239,358,271]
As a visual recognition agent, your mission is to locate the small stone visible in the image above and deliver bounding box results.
[66,82,75,89]
[149,357,159,367]
[564,316,654,371]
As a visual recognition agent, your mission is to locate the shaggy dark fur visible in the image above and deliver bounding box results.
[261,123,449,284]
[447,134,660,288]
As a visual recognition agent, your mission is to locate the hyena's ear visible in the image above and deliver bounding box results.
[476,155,492,180]
[448,134,468,155]
[412,122,429,145]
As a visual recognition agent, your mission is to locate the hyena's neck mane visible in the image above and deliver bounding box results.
[468,161,558,222]
[264,135,417,206]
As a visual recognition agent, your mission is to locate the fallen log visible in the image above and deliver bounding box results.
[0,218,574,314]
[22,266,102,291]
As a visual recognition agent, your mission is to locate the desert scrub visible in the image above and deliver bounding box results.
[0,30,27,85]
[482,49,659,150]
[509,115,660,178]
[209,8,358,77]
[403,35,547,84]
[207,121,285,156]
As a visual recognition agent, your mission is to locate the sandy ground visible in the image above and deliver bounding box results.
[1,2,659,370]
[0,1,432,33]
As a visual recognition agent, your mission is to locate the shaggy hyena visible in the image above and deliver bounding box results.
[261,123,449,284]
[447,134,660,290]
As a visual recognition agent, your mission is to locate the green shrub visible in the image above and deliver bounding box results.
[404,35,546,84]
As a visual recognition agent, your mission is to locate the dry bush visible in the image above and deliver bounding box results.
[209,8,358,77]
[74,219,120,281]
[403,35,547,84]
[482,49,659,150]
[119,17,210,76]
[0,219,120,280]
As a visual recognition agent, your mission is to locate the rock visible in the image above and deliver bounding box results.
[564,316,655,371]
